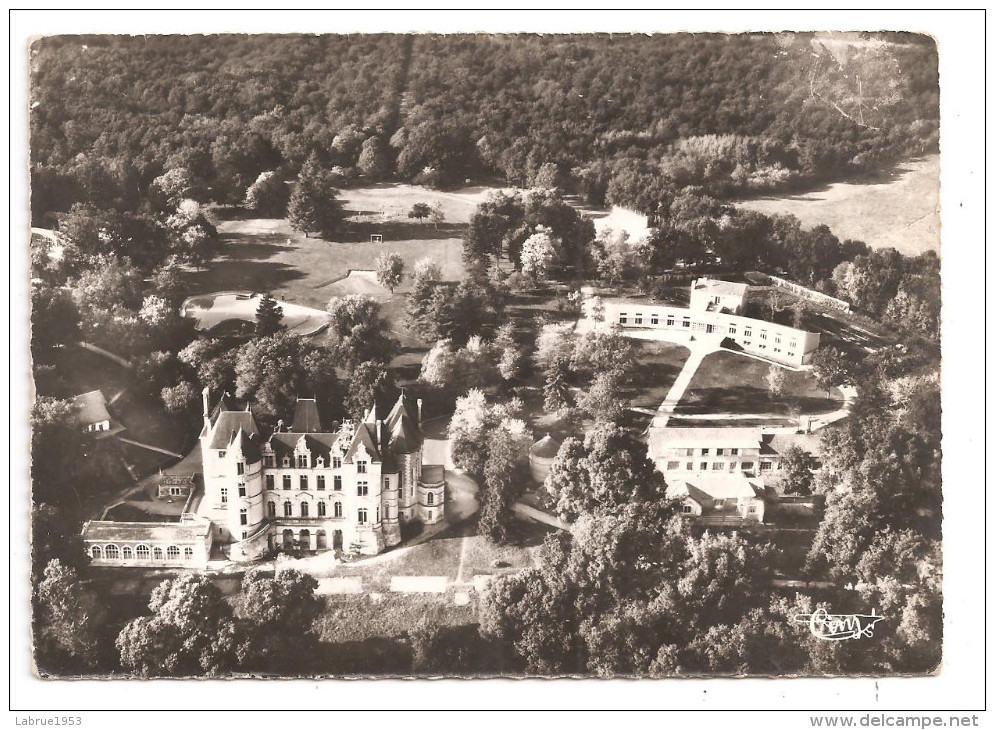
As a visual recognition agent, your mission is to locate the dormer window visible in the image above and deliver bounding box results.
[218,451,226,459]
[282,457,290,468]
[357,460,367,474]
[264,455,275,468]
[333,456,342,469]
[297,454,308,468]
[316,457,325,468]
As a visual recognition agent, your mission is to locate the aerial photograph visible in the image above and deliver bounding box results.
[26,28,945,685]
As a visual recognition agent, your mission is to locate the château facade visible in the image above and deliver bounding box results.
[200,390,445,560]
[82,390,445,567]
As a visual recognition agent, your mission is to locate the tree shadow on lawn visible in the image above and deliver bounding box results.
[337,219,465,243]
[217,235,298,260]
[676,386,843,416]
[184,259,307,296]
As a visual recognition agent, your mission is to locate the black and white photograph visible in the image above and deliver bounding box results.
[9,7,986,723]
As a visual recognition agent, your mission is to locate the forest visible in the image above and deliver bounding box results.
[30,32,938,222]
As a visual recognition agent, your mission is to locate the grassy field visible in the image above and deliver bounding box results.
[736,154,939,256]
[628,340,692,410]
[675,350,844,419]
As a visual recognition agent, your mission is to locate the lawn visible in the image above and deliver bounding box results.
[111,390,192,457]
[736,154,939,256]
[627,340,691,410]
[675,350,844,419]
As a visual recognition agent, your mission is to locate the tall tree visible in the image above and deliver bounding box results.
[254,292,286,337]
[244,171,290,217]
[325,295,398,371]
[33,559,100,672]
[288,152,344,238]
[374,251,405,293]
[233,569,321,672]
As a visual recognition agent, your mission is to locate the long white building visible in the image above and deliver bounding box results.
[599,278,821,368]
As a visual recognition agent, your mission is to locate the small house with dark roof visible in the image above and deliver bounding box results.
[529,433,562,484]
[72,390,123,438]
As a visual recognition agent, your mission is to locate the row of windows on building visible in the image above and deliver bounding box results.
[617,313,799,349]
[665,460,776,472]
[90,544,193,561]
[680,502,759,514]
[256,493,437,522]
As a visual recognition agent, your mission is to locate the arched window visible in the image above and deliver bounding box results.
[122,546,133,560]
[318,501,326,517]
[90,545,102,559]
[153,547,164,560]
[284,501,293,517]
[166,546,180,560]
[135,545,150,560]
[184,547,194,561]
[333,502,342,518]
[427,492,434,505]
[105,544,119,559]
[300,501,309,518]
[267,501,276,518]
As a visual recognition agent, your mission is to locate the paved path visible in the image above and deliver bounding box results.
[512,502,571,532]
[649,345,712,429]
[117,437,184,459]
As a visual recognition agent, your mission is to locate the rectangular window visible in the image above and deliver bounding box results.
[685,448,694,457]
[357,482,369,496]
[357,508,368,524]
[730,448,738,455]
[682,504,693,514]
[283,475,291,490]
[265,475,274,490]
[634,313,643,325]
[716,448,724,456]
[700,462,708,471]
[618,313,628,324]
[760,461,773,471]
[712,462,724,470]
[264,455,275,468]
[333,457,342,469]
[666,461,680,471]
[357,461,367,474]
[317,475,325,490]
[650,314,659,325]
[682,319,691,328]
[300,475,308,490]
[748,505,758,514]
[775,336,782,344]
[790,341,797,349]
[236,462,244,475]
[220,487,228,504]
[666,316,674,326]
[334,475,342,491]
[239,509,247,526]
[242,531,247,539]
[728,325,737,335]
[701,448,709,456]
[383,476,390,489]
[297,455,308,468]
[238,485,246,497]
[744,329,752,338]
[760,332,767,340]
[741,462,755,471]
[686,462,693,471]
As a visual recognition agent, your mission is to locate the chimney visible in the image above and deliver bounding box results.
[202,387,210,418]
[416,398,423,426]
[277,419,284,433]
[375,419,383,448]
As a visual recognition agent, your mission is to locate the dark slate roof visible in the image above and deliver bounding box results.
[290,399,322,433]
[529,434,562,459]
[761,432,822,457]
[267,432,338,462]
[233,427,263,464]
[388,415,421,455]
[344,423,383,463]
[207,411,260,449]
[421,465,444,484]
[384,392,417,431]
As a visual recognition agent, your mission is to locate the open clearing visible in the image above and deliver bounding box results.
[736,154,939,256]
